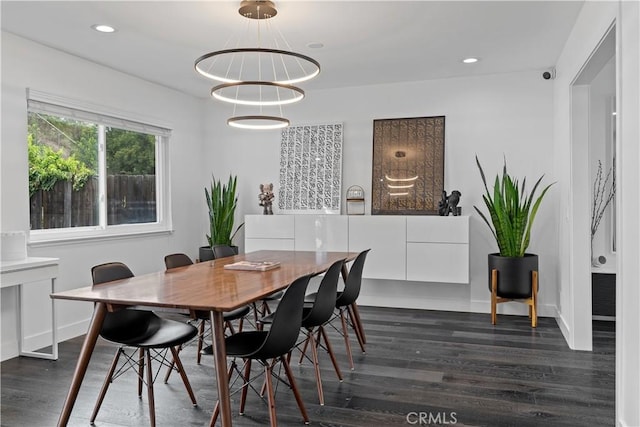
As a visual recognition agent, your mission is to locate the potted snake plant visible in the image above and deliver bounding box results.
[199,174,242,261]
[474,156,554,301]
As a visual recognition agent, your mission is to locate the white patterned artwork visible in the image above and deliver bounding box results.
[279,123,343,213]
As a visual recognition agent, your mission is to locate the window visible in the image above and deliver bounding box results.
[27,90,172,242]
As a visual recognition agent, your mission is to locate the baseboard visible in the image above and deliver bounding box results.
[357,294,472,312]
[555,308,571,347]
[357,295,557,318]
[469,299,556,318]
[0,340,19,362]
[56,318,91,342]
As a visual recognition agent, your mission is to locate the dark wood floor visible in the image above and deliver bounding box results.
[1,307,615,427]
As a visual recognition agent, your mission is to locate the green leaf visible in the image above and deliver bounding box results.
[473,155,554,257]
[205,174,239,246]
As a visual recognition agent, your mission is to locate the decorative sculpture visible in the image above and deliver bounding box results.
[258,183,274,215]
[438,190,462,216]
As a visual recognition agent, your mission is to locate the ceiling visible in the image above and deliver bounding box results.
[1,1,584,99]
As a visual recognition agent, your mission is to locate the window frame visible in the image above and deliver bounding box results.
[26,89,173,245]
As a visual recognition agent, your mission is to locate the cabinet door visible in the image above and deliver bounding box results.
[244,215,294,239]
[245,238,295,253]
[348,216,406,280]
[294,215,348,251]
[244,215,295,253]
[406,242,469,283]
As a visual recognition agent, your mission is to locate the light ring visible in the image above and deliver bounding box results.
[211,81,304,106]
[227,115,290,130]
[195,48,321,85]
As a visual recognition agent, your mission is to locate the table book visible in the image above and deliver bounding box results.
[223,260,281,272]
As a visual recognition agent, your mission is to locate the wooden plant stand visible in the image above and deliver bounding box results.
[491,269,538,328]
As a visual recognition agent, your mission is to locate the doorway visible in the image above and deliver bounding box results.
[570,24,617,349]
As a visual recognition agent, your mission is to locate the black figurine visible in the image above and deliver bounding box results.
[438,191,448,216]
[438,190,462,216]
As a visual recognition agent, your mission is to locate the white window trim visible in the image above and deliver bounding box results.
[26,89,173,244]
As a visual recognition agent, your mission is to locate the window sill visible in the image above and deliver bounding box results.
[28,226,174,247]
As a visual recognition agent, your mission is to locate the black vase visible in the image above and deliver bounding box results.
[488,253,538,299]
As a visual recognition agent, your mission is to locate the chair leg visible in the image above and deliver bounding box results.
[347,304,366,353]
[319,326,343,381]
[307,329,325,405]
[90,348,122,423]
[349,302,367,345]
[144,350,156,427]
[264,362,278,427]
[225,320,236,335]
[163,344,180,384]
[169,346,197,406]
[339,308,355,370]
[138,348,145,397]
[196,320,205,364]
[298,333,311,365]
[239,359,252,415]
[491,269,498,325]
[281,356,310,424]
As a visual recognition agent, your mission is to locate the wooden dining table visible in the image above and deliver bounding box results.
[51,250,357,427]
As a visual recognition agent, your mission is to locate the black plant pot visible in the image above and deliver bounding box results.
[488,253,539,299]
[199,246,214,262]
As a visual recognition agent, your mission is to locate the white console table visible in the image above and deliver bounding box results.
[0,257,59,359]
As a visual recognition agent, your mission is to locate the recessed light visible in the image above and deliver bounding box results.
[462,57,479,64]
[307,42,324,49]
[91,24,116,33]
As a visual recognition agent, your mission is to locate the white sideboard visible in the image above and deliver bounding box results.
[245,214,469,284]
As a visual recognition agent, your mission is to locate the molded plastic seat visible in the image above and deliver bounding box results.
[211,274,313,427]
[90,262,198,427]
[261,258,346,405]
[304,249,370,370]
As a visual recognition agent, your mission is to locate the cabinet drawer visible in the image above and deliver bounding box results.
[406,216,469,243]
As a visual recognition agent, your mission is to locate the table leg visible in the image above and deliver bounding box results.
[51,278,58,360]
[209,311,232,427]
[17,278,59,360]
[57,302,107,427]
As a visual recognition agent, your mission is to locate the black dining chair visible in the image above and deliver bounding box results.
[162,253,251,375]
[210,273,313,427]
[212,244,283,321]
[90,262,198,427]
[260,258,346,405]
[305,249,370,370]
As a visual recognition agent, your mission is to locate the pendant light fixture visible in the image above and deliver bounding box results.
[195,1,321,130]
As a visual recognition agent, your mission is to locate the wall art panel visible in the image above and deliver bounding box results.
[279,123,343,213]
[372,116,445,215]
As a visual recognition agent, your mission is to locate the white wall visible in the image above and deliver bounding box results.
[203,70,558,317]
[616,2,640,426]
[0,33,206,360]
